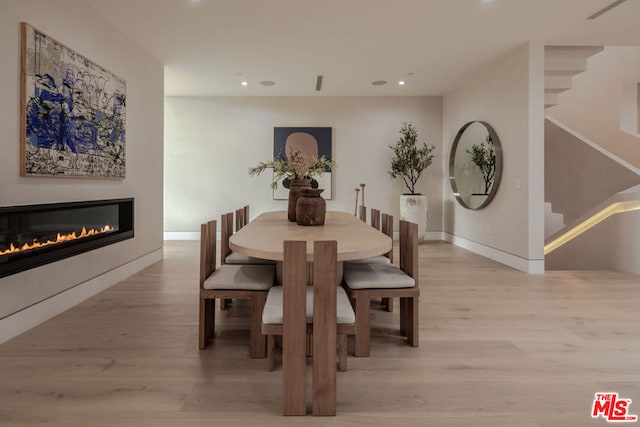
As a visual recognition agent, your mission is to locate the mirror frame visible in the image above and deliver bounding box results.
[449,121,503,210]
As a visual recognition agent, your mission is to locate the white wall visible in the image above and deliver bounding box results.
[614,210,640,274]
[546,210,640,275]
[547,46,640,169]
[545,119,640,225]
[442,43,545,273]
[0,1,164,320]
[164,96,442,233]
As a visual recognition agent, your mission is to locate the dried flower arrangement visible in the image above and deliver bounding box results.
[249,149,335,189]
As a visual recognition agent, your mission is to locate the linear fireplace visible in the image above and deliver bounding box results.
[0,198,134,278]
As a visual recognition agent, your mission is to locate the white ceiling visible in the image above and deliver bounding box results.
[84,0,640,97]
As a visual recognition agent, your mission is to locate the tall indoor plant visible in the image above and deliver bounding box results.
[389,123,435,240]
[249,149,334,222]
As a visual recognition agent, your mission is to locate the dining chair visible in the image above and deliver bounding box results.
[345,211,394,311]
[312,240,341,416]
[381,213,394,263]
[370,208,381,230]
[261,241,355,372]
[262,240,352,416]
[359,205,366,222]
[221,211,274,266]
[235,205,250,231]
[343,220,419,357]
[345,210,392,267]
[199,219,275,358]
[220,210,275,310]
[381,213,394,312]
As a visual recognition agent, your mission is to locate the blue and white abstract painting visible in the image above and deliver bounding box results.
[21,23,126,178]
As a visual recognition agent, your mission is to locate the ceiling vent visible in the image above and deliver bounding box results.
[587,0,628,19]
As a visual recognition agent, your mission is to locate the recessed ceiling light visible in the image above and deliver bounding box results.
[398,81,406,86]
[372,80,387,86]
[260,80,275,86]
[241,81,248,86]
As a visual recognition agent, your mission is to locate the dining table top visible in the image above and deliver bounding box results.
[229,210,392,262]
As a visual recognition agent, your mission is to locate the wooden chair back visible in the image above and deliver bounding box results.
[233,205,248,231]
[282,240,308,416]
[312,240,338,416]
[220,212,234,265]
[382,213,394,263]
[200,220,217,290]
[235,208,244,232]
[359,205,367,222]
[399,220,418,283]
[370,208,381,230]
[234,205,250,231]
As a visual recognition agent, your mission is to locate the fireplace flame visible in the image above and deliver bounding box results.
[0,225,114,256]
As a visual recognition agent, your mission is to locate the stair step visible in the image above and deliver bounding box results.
[545,87,569,95]
[543,45,603,109]
[545,93,560,108]
[545,69,586,77]
[544,202,565,240]
[545,57,588,73]
[544,75,573,91]
[544,46,603,74]
[545,45,604,57]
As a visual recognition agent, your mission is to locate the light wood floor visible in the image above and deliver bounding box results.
[1,240,639,426]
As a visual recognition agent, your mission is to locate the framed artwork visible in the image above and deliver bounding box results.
[20,22,126,178]
[273,127,333,200]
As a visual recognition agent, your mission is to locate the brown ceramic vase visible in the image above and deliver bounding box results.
[295,188,326,226]
[287,178,311,222]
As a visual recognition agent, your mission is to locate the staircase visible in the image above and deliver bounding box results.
[544,202,565,240]
[543,45,603,241]
[544,45,604,109]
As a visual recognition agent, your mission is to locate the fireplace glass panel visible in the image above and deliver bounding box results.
[0,198,133,278]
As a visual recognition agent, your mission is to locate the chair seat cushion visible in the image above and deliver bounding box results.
[345,255,391,265]
[262,286,355,325]
[344,263,415,290]
[203,264,274,290]
[225,252,275,265]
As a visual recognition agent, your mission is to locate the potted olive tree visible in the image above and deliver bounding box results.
[389,123,435,241]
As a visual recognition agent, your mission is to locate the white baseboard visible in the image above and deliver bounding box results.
[444,232,545,274]
[424,231,446,241]
[393,231,445,241]
[0,248,163,345]
[163,231,200,240]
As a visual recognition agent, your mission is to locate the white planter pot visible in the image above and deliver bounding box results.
[400,194,428,242]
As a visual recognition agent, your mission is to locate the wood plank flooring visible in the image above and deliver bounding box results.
[1,240,639,426]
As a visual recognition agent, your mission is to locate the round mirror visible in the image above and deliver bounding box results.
[449,121,502,210]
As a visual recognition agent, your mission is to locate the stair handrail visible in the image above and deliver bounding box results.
[544,184,640,254]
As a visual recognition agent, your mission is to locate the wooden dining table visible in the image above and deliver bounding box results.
[229,210,392,262]
[229,210,392,415]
